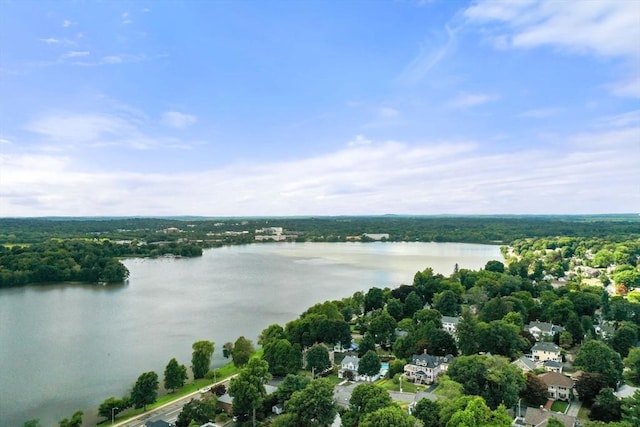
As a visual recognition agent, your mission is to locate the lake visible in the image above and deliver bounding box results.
[0,242,502,426]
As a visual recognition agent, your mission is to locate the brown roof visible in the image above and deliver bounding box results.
[539,372,574,388]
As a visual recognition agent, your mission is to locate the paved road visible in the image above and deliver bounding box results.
[115,378,235,427]
[333,381,437,409]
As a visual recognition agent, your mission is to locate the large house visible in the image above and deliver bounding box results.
[539,372,574,401]
[512,355,537,373]
[531,342,562,363]
[404,352,454,385]
[525,321,564,341]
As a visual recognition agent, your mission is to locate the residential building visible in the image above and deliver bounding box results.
[403,352,454,385]
[543,360,563,373]
[441,316,460,335]
[531,342,562,363]
[524,407,576,427]
[512,356,537,373]
[338,355,383,382]
[538,372,574,401]
[525,321,564,341]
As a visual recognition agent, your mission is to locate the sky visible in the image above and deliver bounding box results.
[1,0,639,217]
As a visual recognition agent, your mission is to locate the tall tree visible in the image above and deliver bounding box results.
[357,333,376,358]
[411,398,441,427]
[130,371,159,411]
[590,388,622,422]
[624,348,640,385]
[575,372,610,405]
[191,340,215,379]
[258,323,286,346]
[457,308,480,356]
[285,378,337,427]
[306,344,332,374]
[176,396,218,427]
[276,374,310,404]
[228,358,271,426]
[164,358,188,392]
[342,382,393,427]
[611,323,638,358]
[574,340,624,387]
[368,309,397,345]
[358,350,382,378]
[263,338,302,377]
[98,396,129,421]
[58,411,83,427]
[232,336,255,367]
[404,291,424,319]
[364,287,384,313]
[360,406,418,427]
[521,373,549,407]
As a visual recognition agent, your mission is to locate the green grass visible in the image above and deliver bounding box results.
[577,405,590,420]
[375,377,423,394]
[551,400,569,413]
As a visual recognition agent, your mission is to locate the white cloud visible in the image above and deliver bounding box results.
[448,92,497,108]
[62,51,90,58]
[121,12,133,25]
[397,25,457,84]
[517,107,562,119]
[39,37,76,46]
[62,20,75,28]
[464,0,640,98]
[3,113,638,216]
[162,111,197,128]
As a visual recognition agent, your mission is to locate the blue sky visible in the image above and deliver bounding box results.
[1,0,639,216]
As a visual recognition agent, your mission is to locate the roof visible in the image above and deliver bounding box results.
[524,407,575,427]
[532,342,561,353]
[513,356,536,371]
[615,384,640,399]
[410,353,454,368]
[441,316,460,325]
[539,372,574,388]
[543,360,563,368]
[218,393,233,405]
[342,355,359,367]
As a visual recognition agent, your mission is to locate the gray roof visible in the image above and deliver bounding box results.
[411,353,454,368]
[524,407,575,427]
[544,360,563,368]
[512,356,536,371]
[441,316,460,325]
[532,342,561,353]
[341,355,359,367]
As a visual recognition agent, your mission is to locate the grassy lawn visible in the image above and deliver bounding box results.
[375,377,423,394]
[577,405,590,420]
[551,400,569,413]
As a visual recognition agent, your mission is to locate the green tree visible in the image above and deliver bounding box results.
[386,298,404,321]
[622,390,640,425]
[576,372,609,405]
[258,323,286,346]
[285,378,337,427]
[624,347,640,385]
[232,336,255,367]
[130,371,159,411]
[191,340,215,379]
[23,420,43,427]
[58,411,83,427]
[364,287,384,312]
[404,291,424,318]
[368,309,397,345]
[590,388,622,422]
[433,290,460,316]
[520,372,549,407]
[276,374,310,404]
[263,338,302,377]
[164,358,188,392]
[411,398,441,427]
[358,350,381,378]
[574,340,624,387]
[485,260,505,273]
[98,396,130,421]
[176,396,218,427]
[360,406,418,427]
[228,358,271,426]
[306,344,332,374]
[456,308,480,355]
[357,332,376,357]
[342,383,393,427]
[611,324,638,358]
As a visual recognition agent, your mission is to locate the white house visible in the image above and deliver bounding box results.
[441,316,460,335]
[525,321,564,341]
[338,355,383,382]
[538,372,574,401]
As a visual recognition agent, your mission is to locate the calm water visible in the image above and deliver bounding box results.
[0,242,502,426]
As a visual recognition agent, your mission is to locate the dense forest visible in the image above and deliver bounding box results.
[0,215,638,288]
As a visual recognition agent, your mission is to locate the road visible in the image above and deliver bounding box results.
[114,377,235,427]
[333,381,437,409]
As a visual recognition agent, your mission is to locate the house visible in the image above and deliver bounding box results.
[595,322,616,338]
[512,356,537,373]
[338,355,383,382]
[272,404,284,415]
[218,384,278,414]
[531,342,562,363]
[524,407,576,427]
[363,233,389,241]
[441,316,460,335]
[526,321,564,341]
[543,360,563,374]
[404,351,454,385]
[538,372,574,401]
